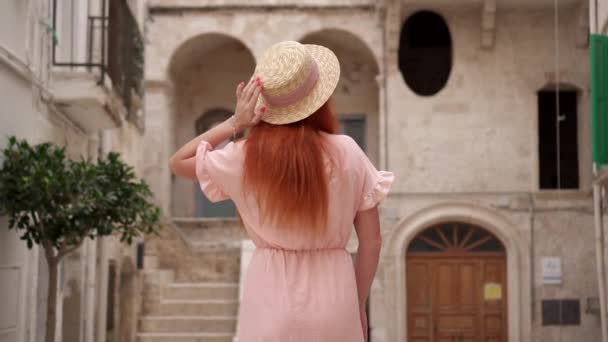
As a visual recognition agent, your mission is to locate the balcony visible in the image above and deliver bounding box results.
[51,0,144,133]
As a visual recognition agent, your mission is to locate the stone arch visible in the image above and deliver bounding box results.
[195,108,233,135]
[299,29,381,165]
[168,32,256,81]
[298,28,379,74]
[383,202,527,342]
[168,33,256,217]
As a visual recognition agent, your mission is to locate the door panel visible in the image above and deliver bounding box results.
[408,262,432,340]
[459,264,475,307]
[407,257,506,342]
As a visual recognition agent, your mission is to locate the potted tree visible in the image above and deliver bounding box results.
[0,136,161,342]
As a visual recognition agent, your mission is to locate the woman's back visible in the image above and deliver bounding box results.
[195,131,393,342]
[196,132,392,250]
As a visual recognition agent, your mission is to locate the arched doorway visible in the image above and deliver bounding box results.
[407,222,507,341]
[300,29,380,164]
[168,33,255,217]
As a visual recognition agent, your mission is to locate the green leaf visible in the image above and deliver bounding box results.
[0,136,161,257]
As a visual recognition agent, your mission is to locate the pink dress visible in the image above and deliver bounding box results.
[195,132,394,342]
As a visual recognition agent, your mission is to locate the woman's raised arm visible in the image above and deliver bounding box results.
[168,78,265,180]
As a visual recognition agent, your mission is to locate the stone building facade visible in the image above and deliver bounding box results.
[0,1,149,342]
[148,0,599,342]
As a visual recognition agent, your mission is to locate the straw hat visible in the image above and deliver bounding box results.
[254,41,340,125]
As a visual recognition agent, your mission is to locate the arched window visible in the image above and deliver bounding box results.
[399,11,452,96]
[408,223,505,255]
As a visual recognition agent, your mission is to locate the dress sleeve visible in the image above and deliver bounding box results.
[352,139,395,212]
[195,140,234,202]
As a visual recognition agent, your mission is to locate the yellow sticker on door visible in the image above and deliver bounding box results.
[484,283,502,301]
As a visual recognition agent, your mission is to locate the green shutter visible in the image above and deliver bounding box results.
[591,34,608,167]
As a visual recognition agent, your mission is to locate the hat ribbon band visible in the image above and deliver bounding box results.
[263,61,319,108]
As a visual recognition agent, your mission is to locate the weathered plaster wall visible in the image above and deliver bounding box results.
[387,8,591,193]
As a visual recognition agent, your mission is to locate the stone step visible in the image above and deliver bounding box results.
[163,282,239,301]
[136,332,233,342]
[155,300,239,316]
[142,269,176,285]
[139,316,237,334]
[143,255,159,270]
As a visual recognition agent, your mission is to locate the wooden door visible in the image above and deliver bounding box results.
[407,223,507,342]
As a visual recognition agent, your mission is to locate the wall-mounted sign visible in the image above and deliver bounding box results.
[542,257,562,285]
[484,283,502,300]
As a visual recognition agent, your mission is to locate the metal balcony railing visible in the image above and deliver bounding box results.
[51,0,108,82]
[107,0,145,128]
[51,0,144,129]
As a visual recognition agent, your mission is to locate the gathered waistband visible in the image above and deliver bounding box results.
[256,246,347,253]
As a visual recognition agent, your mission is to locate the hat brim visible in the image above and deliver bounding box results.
[256,44,340,125]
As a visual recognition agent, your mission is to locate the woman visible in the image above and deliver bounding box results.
[169,41,394,342]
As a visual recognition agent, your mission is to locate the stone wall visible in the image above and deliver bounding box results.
[387,7,590,194]
[0,3,89,336]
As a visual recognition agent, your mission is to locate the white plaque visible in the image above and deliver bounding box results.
[542,257,562,285]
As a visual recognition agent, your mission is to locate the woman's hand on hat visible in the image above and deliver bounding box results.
[233,77,266,131]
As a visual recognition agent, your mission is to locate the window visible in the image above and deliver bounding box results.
[399,11,452,96]
[408,223,505,254]
[542,299,581,326]
[194,109,237,218]
[538,90,579,189]
[339,115,367,151]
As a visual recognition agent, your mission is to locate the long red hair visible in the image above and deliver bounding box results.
[243,101,338,234]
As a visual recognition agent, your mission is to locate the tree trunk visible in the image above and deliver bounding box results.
[45,257,58,342]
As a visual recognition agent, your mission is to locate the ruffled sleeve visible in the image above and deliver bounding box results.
[359,170,395,212]
[195,140,233,202]
[349,138,395,212]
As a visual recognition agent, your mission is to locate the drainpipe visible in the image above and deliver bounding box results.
[594,168,608,342]
[96,130,112,342]
[84,132,99,342]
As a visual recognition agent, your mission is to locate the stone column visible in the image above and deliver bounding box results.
[143,80,175,215]
[382,0,401,172]
[376,73,387,171]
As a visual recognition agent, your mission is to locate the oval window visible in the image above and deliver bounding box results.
[399,11,452,96]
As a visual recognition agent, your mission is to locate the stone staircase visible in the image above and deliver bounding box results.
[137,270,239,341]
[136,219,245,342]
